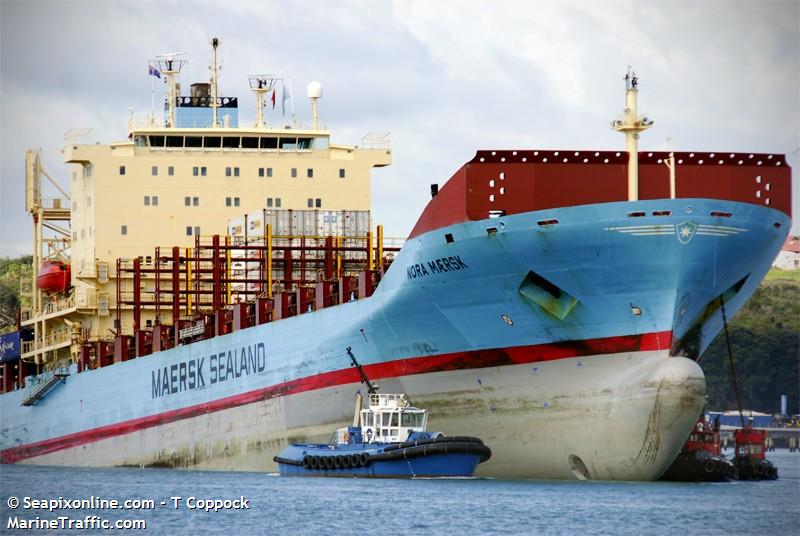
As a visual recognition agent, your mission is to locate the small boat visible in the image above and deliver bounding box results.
[661,417,734,482]
[36,260,71,293]
[732,424,778,480]
[273,392,491,478]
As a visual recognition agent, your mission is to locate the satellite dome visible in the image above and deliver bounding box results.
[307,81,323,99]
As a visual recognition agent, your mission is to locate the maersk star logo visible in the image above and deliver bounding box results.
[676,221,697,244]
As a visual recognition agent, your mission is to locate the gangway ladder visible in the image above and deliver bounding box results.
[21,367,70,406]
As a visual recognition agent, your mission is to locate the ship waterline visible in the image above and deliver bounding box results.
[10,349,703,481]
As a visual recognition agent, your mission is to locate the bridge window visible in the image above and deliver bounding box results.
[222,136,239,149]
[149,136,165,147]
[166,136,183,148]
[185,136,202,148]
[241,137,259,149]
[260,137,278,149]
[279,137,297,149]
[204,136,221,148]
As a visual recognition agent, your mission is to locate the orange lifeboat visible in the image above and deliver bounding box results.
[36,260,71,293]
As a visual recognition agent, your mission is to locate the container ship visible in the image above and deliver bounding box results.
[0,41,791,480]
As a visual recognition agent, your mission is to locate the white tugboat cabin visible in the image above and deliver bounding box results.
[337,393,428,445]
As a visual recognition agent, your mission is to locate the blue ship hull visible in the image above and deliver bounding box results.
[0,197,790,480]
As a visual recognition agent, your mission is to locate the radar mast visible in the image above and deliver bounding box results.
[611,67,653,202]
[153,51,186,128]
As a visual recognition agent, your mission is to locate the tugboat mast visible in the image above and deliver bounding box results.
[611,67,653,201]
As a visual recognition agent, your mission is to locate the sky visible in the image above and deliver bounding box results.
[1,0,798,257]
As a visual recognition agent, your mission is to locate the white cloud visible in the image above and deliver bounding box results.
[1,0,798,257]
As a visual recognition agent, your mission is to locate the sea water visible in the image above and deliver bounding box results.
[1,451,798,535]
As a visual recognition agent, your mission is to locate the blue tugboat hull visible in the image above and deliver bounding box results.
[275,437,491,478]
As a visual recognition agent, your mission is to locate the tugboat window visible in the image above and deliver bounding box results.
[390,413,399,427]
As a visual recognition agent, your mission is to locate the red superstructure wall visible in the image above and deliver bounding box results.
[409,150,791,238]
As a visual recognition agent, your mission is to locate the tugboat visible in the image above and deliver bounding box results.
[273,392,492,478]
[273,347,491,478]
[661,417,734,482]
[732,424,778,480]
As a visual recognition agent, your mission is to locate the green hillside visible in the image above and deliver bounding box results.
[701,271,800,415]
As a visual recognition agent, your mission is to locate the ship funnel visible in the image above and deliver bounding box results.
[611,67,653,202]
[249,75,277,128]
[152,51,187,128]
[307,81,322,129]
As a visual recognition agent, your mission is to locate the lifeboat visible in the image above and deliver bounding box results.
[36,260,71,293]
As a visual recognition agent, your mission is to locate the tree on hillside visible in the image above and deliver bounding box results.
[0,256,32,333]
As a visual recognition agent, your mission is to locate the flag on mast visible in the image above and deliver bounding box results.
[148,64,161,79]
[271,89,276,109]
[281,80,292,117]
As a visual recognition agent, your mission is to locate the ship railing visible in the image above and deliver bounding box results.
[21,330,72,355]
[21,290,76,324]
[383,237,406,249]
[360,132,391,150]
[39,197,70,211]
[43,291,76,317]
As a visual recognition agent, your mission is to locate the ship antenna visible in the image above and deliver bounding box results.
[346,346,376,394]
[249,75,277,128]
[154,51,186,128]
[611,67,653,201]
[210,37,221,128]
